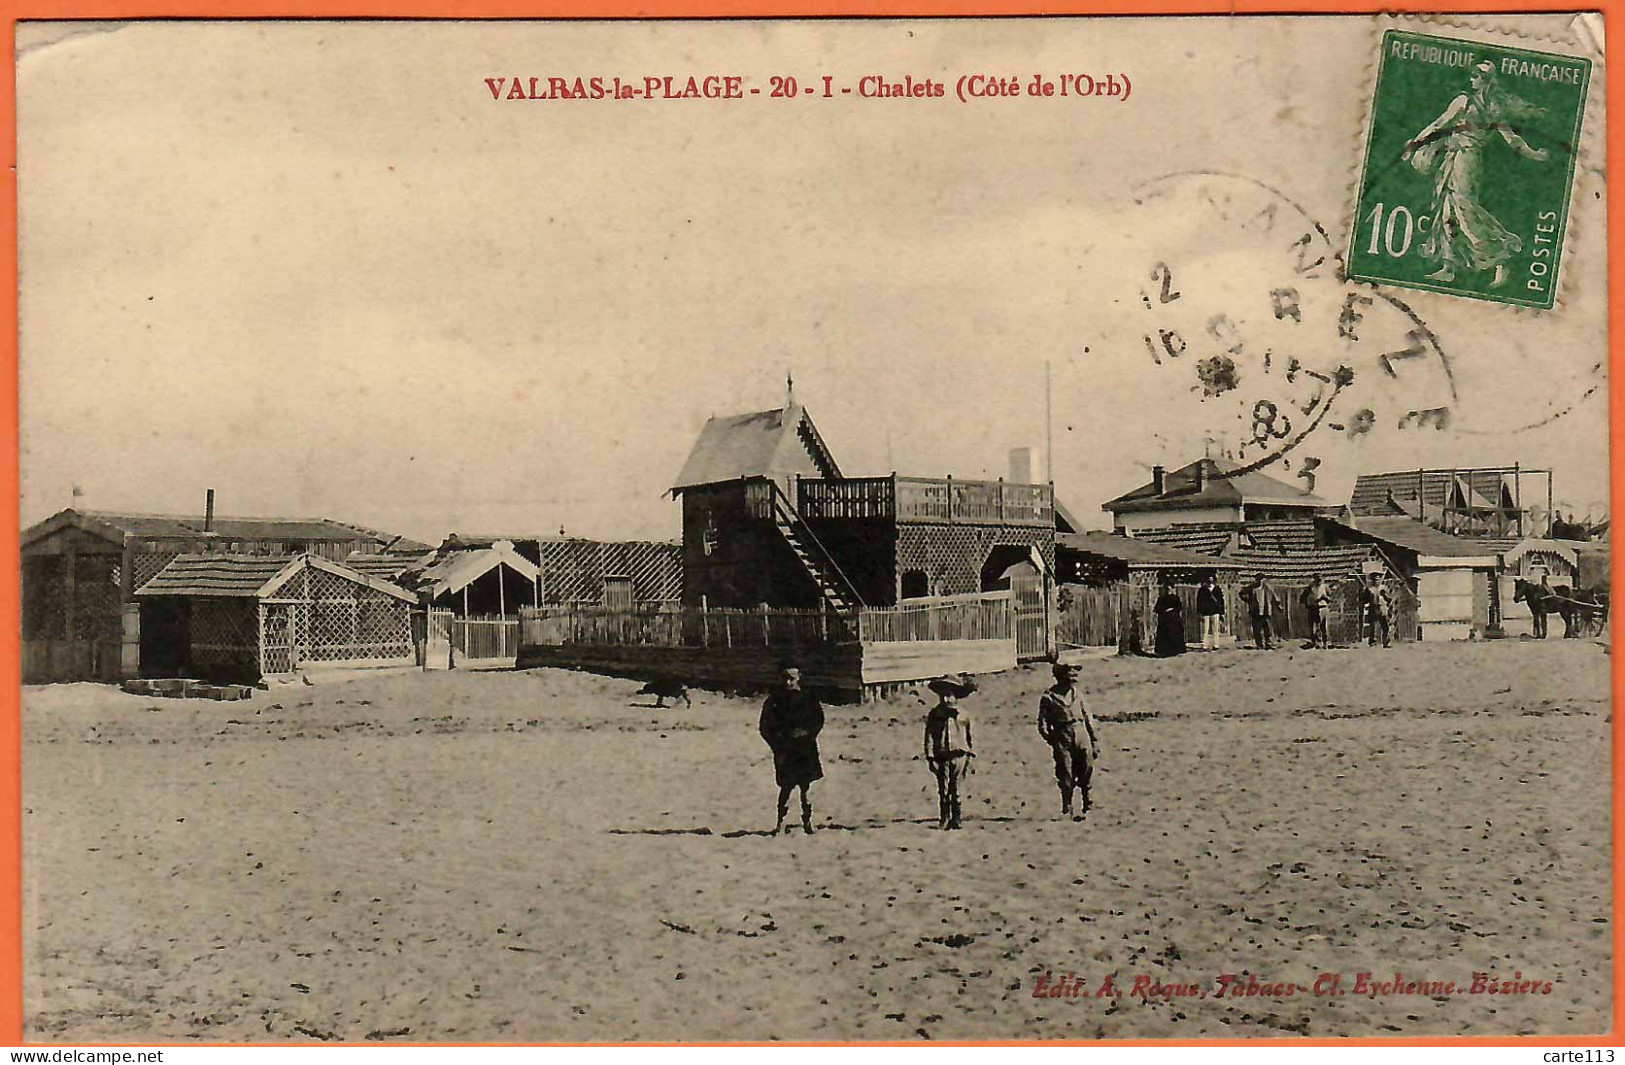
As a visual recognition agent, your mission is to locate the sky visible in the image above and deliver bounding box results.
[17,16,1611,544]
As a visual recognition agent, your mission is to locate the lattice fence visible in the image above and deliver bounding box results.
[73,555,123,641]
[537,539,682,605]
[296,564,413,663]
[895,525,1054,598]
[132,551,181,592]
[22,556,65,640]
[21,554,124,641]
[189,598,259,673]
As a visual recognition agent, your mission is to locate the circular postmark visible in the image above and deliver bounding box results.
[1104,170,1459,484]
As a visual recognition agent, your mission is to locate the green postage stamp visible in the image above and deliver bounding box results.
[1348,29,1592,309]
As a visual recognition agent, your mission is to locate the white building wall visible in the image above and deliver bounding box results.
[1115,505,1243,532]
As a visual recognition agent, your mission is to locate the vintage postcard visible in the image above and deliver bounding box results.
[15,14,1612,1043]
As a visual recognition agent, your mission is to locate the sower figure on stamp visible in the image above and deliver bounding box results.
[1403,60,1549,288]
[922,673,977,831]
[1038,661,1099,822]
[759,666,824,836]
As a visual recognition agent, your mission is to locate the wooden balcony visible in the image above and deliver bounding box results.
[796,475,1054,527]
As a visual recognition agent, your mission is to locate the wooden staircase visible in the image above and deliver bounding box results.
[766,481,863,615]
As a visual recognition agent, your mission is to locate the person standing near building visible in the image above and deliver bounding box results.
[922,673,977,831]
[759,666,825,835]
[1196,573,1226,651]
[1153,576,1187,657]
[1362,572,1394,648]
[1243,573,1277,650]
[1302,574,1332,649]
[1037,661,1099,821]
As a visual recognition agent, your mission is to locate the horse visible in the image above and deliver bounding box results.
[1513,579,1560,638]
[1514,579,1606,638]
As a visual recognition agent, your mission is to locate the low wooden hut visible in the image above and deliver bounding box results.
[134,554,417,683]
[21,506,424,683]
[1323,516,1500,640]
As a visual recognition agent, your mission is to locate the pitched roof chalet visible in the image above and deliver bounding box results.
[134,554,416,601]
[1103,458,1332,514]
[671,404,841,492]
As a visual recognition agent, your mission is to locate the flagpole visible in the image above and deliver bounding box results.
[1044,360,1053,485]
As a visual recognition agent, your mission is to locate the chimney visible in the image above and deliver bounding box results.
[204,489,215,533]
[1152,465,1166,496]
[1008,447,1034,485]
[1196,462,1208,493]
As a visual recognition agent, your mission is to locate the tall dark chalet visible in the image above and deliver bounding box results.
[669,402,1056,614]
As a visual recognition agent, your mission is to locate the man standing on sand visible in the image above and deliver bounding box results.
[1362,572,1393,648]
[1302,574,1332,649]
[1037,661,1099,821]
[923,673,977,830]
[1243,573,1277,650]
[759,666,825,836]
[1197,573,1226,651]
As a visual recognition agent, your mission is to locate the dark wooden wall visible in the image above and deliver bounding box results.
[682,484,821,609]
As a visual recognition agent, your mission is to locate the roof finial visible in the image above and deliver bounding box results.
[786,368,795,410]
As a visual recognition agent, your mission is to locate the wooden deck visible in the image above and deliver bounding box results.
[515,638,1015,702]
[795,475,1053,527]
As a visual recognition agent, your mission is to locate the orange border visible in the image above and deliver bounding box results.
[0,0,1617,1049]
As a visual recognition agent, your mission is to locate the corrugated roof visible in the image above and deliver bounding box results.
[1229,545,1378,581]
[1350,470,1511,517]
[671,404,841,491]
[134,555,301,597]
[1130,525,1235,556]
[136,554,417,601]
[1058,531,1243,569]
[23,508,411,548]
[1242,519,1319,554]
[1340,517,1501,561]
[81,510,384,540]
[344,553,431,579]
[1103,458,1331,513]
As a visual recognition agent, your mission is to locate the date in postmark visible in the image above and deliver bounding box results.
[1347,30,1591,310]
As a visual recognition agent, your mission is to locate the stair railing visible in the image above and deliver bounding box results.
[763,477,866,612]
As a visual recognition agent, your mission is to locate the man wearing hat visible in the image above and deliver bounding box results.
[1037,661,1099,821]
[923,673,977,830]
[759,665,825,835]
[1242,573,1277,650]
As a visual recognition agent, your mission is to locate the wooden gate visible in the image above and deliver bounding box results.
[1010,570,1051,660]
[458,615,521,663]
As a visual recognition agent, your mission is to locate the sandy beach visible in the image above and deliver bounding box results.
[21,637,1612,1041]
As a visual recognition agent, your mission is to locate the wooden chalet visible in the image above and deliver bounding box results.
[21,504,426,683]
[669,399,1056,660]
[134,554,417,683]
[1103,458,1340,533]
[517,394,1058,699]
[1323,516,1500,640]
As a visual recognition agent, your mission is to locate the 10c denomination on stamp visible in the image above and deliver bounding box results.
[1347,29,1591,310]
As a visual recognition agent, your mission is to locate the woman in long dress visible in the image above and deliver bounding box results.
[1153,579,1187,658]
[1401,60,1549,287]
